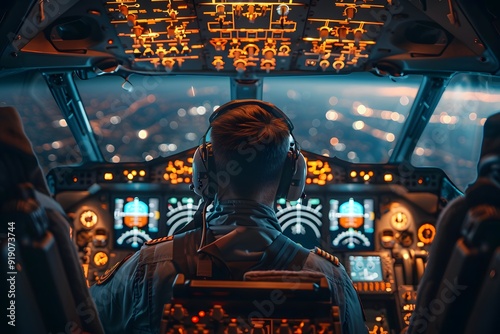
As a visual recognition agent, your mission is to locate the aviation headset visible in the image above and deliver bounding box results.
[191,99,306,201]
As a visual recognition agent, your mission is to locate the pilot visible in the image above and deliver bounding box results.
[90,100,368,334]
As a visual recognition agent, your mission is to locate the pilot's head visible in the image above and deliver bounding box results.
[210,102,291,201]
[192,100,306,205]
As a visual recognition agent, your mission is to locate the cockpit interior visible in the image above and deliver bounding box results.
[1,0,500,333]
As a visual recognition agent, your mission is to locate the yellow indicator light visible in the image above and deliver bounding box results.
[123,170,128,176]
[104,173,113,180]
[127,174,134,180]
[417,242,424,247]
[139,170,146,177]
[131,170,137,176]
[360,171,365,177]
[350,171,357,178]
[368,171,374,176]
[384,173,393,182]
[93,252,109,267]
[363,174,370,181]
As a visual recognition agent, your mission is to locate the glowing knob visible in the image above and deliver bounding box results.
[119,5,128,17]
[320,60,330,72]
[344,6,357,20]
[93,252,109,267]
[277,4,289,16]
[162,58,175,73]
[212,57,225,71]
[80,210,98,229]
[234,59,247,72]
[333,60,345,72]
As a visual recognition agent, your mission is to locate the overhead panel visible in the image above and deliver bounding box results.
[104,0,391,74]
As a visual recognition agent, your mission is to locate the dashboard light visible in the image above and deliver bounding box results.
[368,171,374,177]
[127,174,134,180]
[350,171,357,178]
[191,316,199,323]
[132,170,137,176]
[104,173,113,180]
[360,171,365,177]
[198,311,205,317]
[123,170,128,176]
[73,177,78,183]
[139,170,146,177]
[363,174,370,181]
[417,242,424,247]
[384,174,393,182]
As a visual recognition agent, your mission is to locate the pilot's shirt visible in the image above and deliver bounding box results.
[90,199,368,334]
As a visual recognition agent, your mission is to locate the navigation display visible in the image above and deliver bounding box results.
[113,197,160,249]
[166,196,201,235]
[276,197,323,249]
[329,198,375,250]
[348,255,383,282]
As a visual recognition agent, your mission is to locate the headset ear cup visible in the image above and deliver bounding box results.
[192,146,208,197]
[287,153,306,201]
[192,144,217,198]
[276,150,306,201]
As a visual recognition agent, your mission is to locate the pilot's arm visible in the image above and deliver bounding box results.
[90,251,140,333]
[90,241,179,333]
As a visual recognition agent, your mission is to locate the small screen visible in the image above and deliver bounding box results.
[348,255,383,282]
[329,198,375,250]
[113,197,160,249]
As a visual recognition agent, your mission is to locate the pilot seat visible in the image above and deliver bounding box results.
[408,112,500,334]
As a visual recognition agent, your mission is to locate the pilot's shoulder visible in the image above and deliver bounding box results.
[311,247,341,267]
[144,235,173,246]
[96,253,135,285]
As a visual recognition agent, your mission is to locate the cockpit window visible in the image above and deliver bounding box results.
[76,75,230,162]
[411,73,500,191]
[0,72,81,172]
[263,73,423,163]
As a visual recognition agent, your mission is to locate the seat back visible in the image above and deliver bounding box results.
[0,183,104,334]
[160,271,341,334]
[408,156,500,334]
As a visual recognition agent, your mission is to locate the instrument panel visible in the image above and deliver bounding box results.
[49,147,461,333]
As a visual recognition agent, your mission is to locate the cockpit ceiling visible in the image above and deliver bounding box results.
[1,0,499,76]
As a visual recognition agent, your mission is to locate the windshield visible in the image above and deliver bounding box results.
[76,75,230,162]
[0,72,81,171]
[263,74,422,162]
[3,70,497,191]
[411,73,500,191]
[76,73,422,164]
